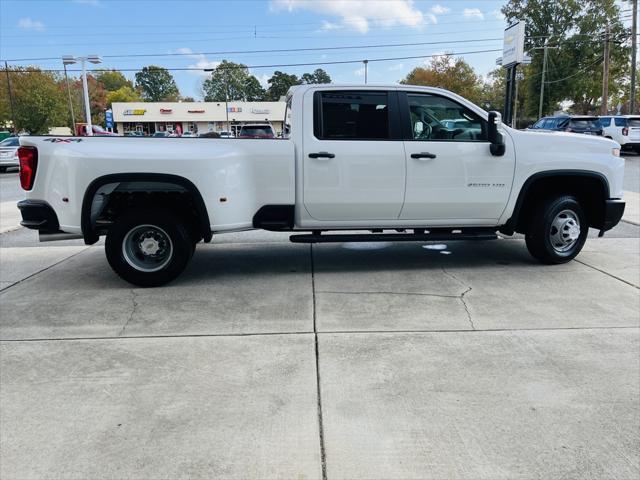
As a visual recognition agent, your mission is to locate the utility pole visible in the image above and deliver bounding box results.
[631,0,637,114]
[538,40,549,119]
[601,24,611,115]
[363,60,368,84]
[4,61,17,133]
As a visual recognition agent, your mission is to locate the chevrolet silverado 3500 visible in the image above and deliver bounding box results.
[17,85,625,287]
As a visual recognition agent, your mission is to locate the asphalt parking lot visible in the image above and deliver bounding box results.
[1,157,639,479]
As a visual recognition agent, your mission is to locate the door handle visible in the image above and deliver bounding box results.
[308,151,335,159]
[411,152,437,159]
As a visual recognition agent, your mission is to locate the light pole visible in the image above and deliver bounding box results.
[62,55,102,136]
[363,59,369,84]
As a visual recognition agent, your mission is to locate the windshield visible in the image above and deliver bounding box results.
[0,137,19,147]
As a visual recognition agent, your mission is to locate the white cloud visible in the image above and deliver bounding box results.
[491,9,505,21]
[430,5,450,15]
[17,17,44,31]
[463,8,484,20]
[388,63,404,71]
[354,66,365,77]
[257,73,271,89]
[271,0,425,33]
[425,13,438,24]
[320,20,340,31]
[173,47,220,77]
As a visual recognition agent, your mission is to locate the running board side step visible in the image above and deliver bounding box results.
[290,229,498,244]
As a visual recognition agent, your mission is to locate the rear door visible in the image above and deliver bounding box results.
[399,91,515,222]
[302,89,405,221]
[628,117,640,143]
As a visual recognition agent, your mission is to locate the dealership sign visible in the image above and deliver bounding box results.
[123,109,146,116]
[502,21,525,67]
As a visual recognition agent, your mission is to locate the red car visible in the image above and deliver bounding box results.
[75,123,117,136]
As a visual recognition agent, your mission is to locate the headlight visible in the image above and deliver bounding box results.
[612,148,620,157]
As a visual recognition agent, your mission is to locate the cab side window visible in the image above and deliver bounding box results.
[599,117,612,127]
[315,91,390,140]
[406,94,487,142]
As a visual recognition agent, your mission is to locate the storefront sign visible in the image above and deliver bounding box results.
[123,109,146,116]
[105,110,113,128]
[251,108,270,114]
[227,107,242,113]
[160,108,173,114]
[188,109,205,113]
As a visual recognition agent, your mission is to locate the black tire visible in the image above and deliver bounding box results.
[105,210,194,287]
[525,195,588,264]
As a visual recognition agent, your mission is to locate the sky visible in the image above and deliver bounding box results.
[0,0,604,99]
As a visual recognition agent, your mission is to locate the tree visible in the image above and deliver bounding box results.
[68,74,108,127]
[401,55,484,104]
[96,70,133,92]
[0,67,67,134]
[106,85,142,108]
[502,0,628,116]
[135,66,180,101]
[202,60,265,101]
[301,68,332,84]
[266,71,300,101]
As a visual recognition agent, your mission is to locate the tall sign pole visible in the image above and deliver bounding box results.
[601,24,611,115]
[501,21,525,125]
[631,0,637,114]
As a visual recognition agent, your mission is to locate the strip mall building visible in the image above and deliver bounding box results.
[111,101,286,136]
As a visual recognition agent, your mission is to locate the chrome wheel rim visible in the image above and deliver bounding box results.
[549,209,581,253]
[122,224,173,272]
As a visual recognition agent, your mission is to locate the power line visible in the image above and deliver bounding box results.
[1,48,503,73]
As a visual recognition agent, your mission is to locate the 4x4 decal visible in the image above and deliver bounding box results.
[43,138,82,143]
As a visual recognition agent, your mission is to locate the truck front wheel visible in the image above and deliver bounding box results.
[525,195,588,264]
[105,210,194,287]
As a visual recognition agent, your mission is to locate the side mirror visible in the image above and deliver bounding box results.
[488,111,505,156]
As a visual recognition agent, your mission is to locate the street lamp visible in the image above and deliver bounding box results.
[62,54,102,136]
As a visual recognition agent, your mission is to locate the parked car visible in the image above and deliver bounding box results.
[0,136,19,172]
[238,124,275,139]
[152,131,170,138]
[75,124,117,136]
[529,115,603,136]
[599,116,640,153]
[17,84,625,286]
[218,131,234,138]
[126,131,145,137]
[181,131,197,138]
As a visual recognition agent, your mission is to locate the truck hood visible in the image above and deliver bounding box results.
[509,127,620,153]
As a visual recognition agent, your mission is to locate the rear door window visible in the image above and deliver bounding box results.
[599,117,612,127]
[627,118,640,127]
[315,91,391,140]
[569,119,600,130]
[614,117,628,127]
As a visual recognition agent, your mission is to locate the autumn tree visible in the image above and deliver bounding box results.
[135,66,180,101]
[502,0,628,116]
[401,55,484,104]
[202,60,265,101]
[301,68,331,84]
[96,70,133,92]
[106,85,142,108]
[0,67,67,134]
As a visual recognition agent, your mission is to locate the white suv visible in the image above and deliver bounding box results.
[599,116,640,153]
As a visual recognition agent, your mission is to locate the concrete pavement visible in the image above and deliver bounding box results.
[1,225,638,479]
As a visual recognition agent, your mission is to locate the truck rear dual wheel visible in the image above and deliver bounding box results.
[525,195,588,264]
[105,210,195,287]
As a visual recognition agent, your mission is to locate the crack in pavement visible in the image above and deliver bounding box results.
[573,258,639,289]
[316,290,464,299]
[441,267,476,330]
[118,289,138,337]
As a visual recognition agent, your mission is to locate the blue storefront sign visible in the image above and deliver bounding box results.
[105,110,114,129]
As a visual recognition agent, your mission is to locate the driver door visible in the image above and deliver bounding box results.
[399,92,515,223]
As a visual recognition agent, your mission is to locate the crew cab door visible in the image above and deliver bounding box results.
[399,91,515,223]
[302,89,405,221]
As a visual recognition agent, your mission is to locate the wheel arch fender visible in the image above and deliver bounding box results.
[81,173,212,245]
[502,170,610,234]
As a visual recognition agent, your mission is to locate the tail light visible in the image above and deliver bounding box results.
[622,127,629,136]
[18,146,38,190]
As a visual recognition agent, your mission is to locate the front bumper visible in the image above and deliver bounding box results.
[601,199,626,231]
[17,200,60,232]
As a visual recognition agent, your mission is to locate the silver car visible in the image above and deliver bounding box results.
[0,137,19,172]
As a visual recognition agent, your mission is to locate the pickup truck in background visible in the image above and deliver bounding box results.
[17,84,626,287]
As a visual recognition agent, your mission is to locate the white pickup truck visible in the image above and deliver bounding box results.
[17,84,625,287]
